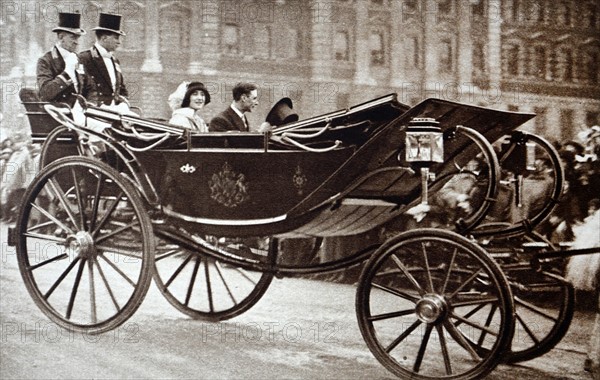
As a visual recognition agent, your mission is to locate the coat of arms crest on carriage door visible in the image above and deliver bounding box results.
[209,162,249,208]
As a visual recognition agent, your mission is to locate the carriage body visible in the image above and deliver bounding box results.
[16,89,587,380]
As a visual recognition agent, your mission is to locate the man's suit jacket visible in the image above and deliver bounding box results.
[78,46,128,106]
[209,106,248,132]
[36,47,88,107]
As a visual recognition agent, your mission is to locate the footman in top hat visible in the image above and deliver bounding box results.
[36,12,93,106]
[79,13,129,106]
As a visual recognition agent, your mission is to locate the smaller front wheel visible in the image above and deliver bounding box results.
[356,229,514,379]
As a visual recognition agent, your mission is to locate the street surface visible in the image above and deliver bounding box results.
[0,221,595,379]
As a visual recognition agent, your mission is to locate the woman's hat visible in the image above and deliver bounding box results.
[52,12,86,36]
[266,98,299,126]
[92,13,126,36]
[183,82,211,106]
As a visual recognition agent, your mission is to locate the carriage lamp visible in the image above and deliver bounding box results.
[405,117,444,206]
[405,117,444,164]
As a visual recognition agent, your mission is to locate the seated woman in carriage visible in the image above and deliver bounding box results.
[168,81,211,132]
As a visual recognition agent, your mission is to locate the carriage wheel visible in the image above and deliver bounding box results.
[472,132,564,238]
[428,125,500,234]
[153,235,275,321]
[39,126,82,169]
[356,229,514,379]
[481,234,574,363]
[16,156,155,334]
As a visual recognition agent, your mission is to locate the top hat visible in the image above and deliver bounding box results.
[52,12,86,35]
[266,98,299,126]
[92,13,126,36]
[182,82,211,107]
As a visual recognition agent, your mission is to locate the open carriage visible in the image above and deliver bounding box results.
[9,89,590,379]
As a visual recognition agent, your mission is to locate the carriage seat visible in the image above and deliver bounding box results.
[19,88,70,142]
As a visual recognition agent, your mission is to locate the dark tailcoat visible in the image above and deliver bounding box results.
[78,46,128,106]
[209,106,248,132]
[36,47,88,107]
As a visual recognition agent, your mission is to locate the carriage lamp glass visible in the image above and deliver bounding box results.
[405,117,444,163]
[526,142,536,171]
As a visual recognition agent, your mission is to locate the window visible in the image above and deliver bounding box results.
[508,105,519,112]
[511,0,520,22]
[556,2,571,26]
[506,44,520,76]
[370,31,385,66]
[533,45,547,79]
[334,31,350,61]
[560,109,574,134]
[440,39,453,73]
[159,8,189,51]
[402,0,418,22]
[557,47,573,81]
[223,24,240,55]
[472,42,486,76]
[581,49,599,84]
[405,36,419,68]
[438,0,453,15]
[586,2,598,29]
[471,0,485,19]
[254,26,272,59]
[586,111,599,127]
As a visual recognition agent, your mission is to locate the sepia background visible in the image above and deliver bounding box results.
[1,0,599,143]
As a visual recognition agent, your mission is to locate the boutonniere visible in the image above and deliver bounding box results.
[114,62,122,73]
[76,64,85,75]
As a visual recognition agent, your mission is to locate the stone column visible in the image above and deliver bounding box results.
[310,0,333,82]
[487,0,502,85]
[353,1,375,85]
[389,0,406,87]
[189,2,220,75]
[456,1,472,85]
[141,1,162,73]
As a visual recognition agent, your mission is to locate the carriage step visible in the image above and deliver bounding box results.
[7,227,17,246]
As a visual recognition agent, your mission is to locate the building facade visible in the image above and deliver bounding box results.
[1,0,598,142]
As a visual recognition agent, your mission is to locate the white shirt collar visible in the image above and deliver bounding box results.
[94,42,113,59]
[230,103,245,119]
[55,44,71,60]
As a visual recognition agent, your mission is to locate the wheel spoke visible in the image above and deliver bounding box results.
[30,201,74,236]
[447,268,484,300]
[44,257,80,299]
[164,254,193,288]
[390,254,426,296]
[89,172,105,232]
[98,253,137,287]
[444,320,481,361]
[368,308,415,322]
[450,311,499,337]
[441,247,458,294]
[184,257,201,307]
[413,324,433,373]
[515,312,541,344]
[204,257,214,313]
[91,191,124,238]
[385,319,422,353]
[23,231,67,244]
[514,296,559,321]
[71,167,88,231]
[94,257,120,312]
[88,259,97,324]
[214,261,239,306]
[436,324,453,375]
[155,248,182,262]
[451,296,499,308]
[96,220,141,245]
[96,245,143,259]
[371,282,420,303]
[47,178,79,232]
[476,304,498,347]
[66,258,86,320]
[28,253,68,271]
[421,242,434,293]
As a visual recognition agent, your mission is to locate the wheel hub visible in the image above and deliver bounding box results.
[66,231,96,259]
[415,294,447,324]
